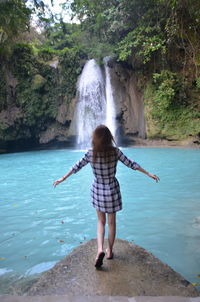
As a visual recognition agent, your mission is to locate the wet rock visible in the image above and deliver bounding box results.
[109,62,146,140]
[28,239,199,297]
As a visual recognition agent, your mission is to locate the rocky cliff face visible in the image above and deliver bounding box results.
[38,98,76,145]
[108,60,146,142]
[0,57,146,153]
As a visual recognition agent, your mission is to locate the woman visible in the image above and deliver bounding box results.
[53,125,159,268]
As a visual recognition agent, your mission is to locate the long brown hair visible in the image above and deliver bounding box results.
[92,125,116,162]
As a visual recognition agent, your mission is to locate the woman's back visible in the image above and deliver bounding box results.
[71,147,140,182]
[89,148,118,182]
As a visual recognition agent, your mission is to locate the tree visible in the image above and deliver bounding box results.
[0,0,31,56]
[62,0,200,77]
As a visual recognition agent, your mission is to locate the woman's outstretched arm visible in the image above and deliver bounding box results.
[53,150,91,187]
[136,166,160,182]
[116,148,160,182]
[53,169,73,187]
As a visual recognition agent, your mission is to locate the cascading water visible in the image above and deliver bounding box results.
[75,59,106,148]
[104,57,117,138]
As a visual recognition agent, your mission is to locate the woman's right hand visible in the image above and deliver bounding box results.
[53,179,62,187]
[52,170,72,188]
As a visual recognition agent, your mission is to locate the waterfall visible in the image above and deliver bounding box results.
[75,59,106,148]
[104,57,117,138]
[71,57,146,148]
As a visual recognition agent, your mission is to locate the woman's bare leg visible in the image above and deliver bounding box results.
[107,212,116,258]
[96,210,106,258]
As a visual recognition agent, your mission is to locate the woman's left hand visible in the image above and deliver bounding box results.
[148,173,160,182]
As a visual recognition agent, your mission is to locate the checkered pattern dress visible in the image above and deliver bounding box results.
[71,148,141,213]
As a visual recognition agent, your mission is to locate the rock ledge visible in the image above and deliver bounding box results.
[28,239,199,297]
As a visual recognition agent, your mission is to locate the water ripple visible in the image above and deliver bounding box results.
[0,147,199,288]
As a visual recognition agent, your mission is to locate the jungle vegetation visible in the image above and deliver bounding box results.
[0,0,200,150]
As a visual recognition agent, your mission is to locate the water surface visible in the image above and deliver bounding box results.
[0,147,200,291]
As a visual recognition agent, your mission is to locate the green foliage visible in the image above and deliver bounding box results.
[112,1,168,63]
[144,73,200,139]
[37,47,59,61]
[84,40,114,63]
[152,70,187,114]
[32,74,47,90]
[0,8,90,144]
[11,43,38,79]
[118,25,166,63]
[43,22,83,50]
[59,46,85,96]
[0,43,58,138]
[196,77,200,89]
[1,39,86,139]
[0,0,31,56]
[67,0,200,78]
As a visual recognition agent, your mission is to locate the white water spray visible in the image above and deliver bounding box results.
[104,57,117,138]
[75,58,117,148]
[75,59,106,148]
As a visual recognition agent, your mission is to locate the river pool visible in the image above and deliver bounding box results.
[0,147,200,292]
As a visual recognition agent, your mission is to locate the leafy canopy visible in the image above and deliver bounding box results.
[0,0,31,55]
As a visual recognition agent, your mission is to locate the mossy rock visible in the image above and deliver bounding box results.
[32,74,46,90]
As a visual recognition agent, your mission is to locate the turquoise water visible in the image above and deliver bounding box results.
[0,147,200,290]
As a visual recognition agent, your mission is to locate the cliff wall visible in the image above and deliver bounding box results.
[0,54,147,153]
[0,47,199,153]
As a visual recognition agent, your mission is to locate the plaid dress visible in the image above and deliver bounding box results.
[71,148,141,213]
